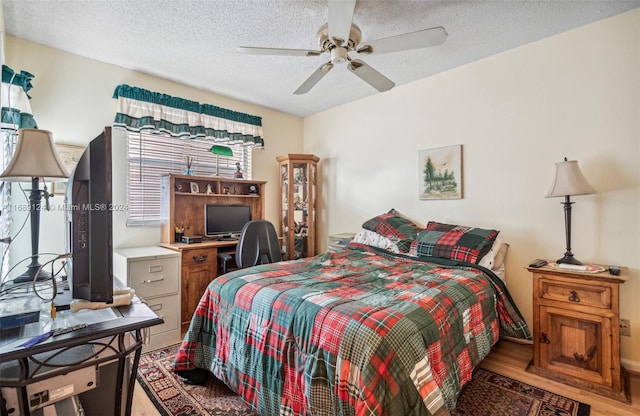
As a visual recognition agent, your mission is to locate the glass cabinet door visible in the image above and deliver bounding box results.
[277,154,319,260]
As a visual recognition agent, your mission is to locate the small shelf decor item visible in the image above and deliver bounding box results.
[184,155,195,175]
[546,158,596,265]
[210,144,233,176]
[190,182,199,193]
[419,145,462,200]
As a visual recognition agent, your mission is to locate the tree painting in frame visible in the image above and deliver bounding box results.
[419,145,462,200]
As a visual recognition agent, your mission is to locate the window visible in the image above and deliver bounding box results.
[126,131,253,226]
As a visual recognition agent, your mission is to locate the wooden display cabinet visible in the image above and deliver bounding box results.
[526,262,630,402]
[276,154,319,260]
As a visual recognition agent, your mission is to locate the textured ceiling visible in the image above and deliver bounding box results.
[3,0,640,117]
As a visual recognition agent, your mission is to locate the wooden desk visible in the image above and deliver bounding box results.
[0,298,163,416]
[160,240,237,331]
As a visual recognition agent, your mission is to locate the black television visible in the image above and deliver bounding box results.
[204,204,251,239]
[64,127,113,303]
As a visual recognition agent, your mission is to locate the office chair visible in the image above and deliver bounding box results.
[218,220,282,274]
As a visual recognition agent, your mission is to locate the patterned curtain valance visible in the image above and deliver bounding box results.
[1,65,37,129]
[112,84,264,148]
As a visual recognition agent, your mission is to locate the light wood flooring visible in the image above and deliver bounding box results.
[131,340,640,415]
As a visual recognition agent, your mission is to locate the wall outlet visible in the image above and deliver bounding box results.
[620,319,631,337]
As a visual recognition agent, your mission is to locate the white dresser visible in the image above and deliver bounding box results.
[113,246,181,351]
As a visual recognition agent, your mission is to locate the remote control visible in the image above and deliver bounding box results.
[529,259,547,268]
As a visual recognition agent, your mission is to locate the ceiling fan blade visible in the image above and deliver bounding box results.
[236,46,322,57]
[328,0,356,46]
[356,27,448,55]
[294,62,334,95]
[347,59,395,92]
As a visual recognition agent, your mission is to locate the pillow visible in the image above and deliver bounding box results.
[351,229,400,253]
[362,209,422,253]
[478,236,508,270]
[409,221,499,264]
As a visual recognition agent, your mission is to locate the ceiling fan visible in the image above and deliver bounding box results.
[236,0,447,95]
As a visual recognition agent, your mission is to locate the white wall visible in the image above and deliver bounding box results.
[304,10,640,369]
[4,35,303,270]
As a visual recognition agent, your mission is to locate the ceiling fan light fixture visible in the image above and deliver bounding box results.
[331,47,348,64]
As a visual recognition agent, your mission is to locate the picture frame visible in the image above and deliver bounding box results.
[190,182,199,193]
[418,145,463,200]
[52,144,85,195]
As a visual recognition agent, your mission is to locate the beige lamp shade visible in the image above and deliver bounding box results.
[546,159,595,198]
[0,129,69,182]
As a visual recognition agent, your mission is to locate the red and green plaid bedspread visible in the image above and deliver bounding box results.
[172,245,531,416]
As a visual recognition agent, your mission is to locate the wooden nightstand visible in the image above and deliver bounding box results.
[526,262,630,403]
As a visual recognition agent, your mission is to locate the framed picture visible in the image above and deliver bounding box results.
[419,145,463,200]
[190,182,199,193]
[52,144,85,195]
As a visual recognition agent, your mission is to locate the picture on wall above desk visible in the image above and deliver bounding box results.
[419,144,463,200]
[53,143,85,195]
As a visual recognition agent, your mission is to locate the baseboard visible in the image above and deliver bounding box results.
[621,357,640,375]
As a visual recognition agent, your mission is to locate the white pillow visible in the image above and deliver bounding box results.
[352,229,400,253]
[478,237,509,271]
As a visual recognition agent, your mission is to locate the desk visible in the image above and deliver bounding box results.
[160,240,237,331]
[0,298,163,416]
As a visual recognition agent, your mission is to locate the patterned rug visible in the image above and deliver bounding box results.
[137,344,590,416]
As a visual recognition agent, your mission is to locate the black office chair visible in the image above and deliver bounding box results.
[219,220,282,274]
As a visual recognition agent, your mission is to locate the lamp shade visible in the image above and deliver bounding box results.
[546,159,595,198]
[0,129,69,182]
[210,144,233,157]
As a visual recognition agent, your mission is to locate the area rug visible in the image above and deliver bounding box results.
[137,344,590,416]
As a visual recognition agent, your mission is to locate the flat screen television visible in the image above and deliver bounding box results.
[204,204,251,239]
[64,127,113,303]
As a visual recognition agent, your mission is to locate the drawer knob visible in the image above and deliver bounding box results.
[193,254,208,263]
[539,332,551,344]
[143,277,165,284]
[568,290,580,302]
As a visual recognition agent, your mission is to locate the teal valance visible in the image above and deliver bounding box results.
[112,84,264,147]
[1,65,37,129]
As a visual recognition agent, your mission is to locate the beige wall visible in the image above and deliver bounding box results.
[304,9,640,370]
[4,35,303,258]
[4,8,639,370]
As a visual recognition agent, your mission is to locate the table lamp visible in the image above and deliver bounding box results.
[210,145,233,176]
[546,157,596,265]
[0,129,69,282]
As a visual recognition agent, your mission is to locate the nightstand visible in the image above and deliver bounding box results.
[328,233,356,252]
[526,262,630,402]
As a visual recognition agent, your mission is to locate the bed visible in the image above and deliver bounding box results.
[172,211,531,416]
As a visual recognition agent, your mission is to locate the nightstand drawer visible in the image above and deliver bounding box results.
[129,258,180,298]
[538,276,611,310]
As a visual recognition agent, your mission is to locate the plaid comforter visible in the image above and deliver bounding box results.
[173,245,531,416]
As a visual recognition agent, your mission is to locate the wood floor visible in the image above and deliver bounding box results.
[131,339,640,415]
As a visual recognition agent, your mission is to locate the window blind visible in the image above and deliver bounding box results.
[126,131,252,226]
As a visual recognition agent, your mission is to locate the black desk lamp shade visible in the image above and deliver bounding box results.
[0,129,69,282]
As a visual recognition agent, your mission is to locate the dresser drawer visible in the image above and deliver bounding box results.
[129,257,180,298]
[538,276,611,310]
[145,294,179,336]
[182,247,217,268]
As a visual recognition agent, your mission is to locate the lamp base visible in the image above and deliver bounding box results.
[556,254,583,266]
[13,264,52,283]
